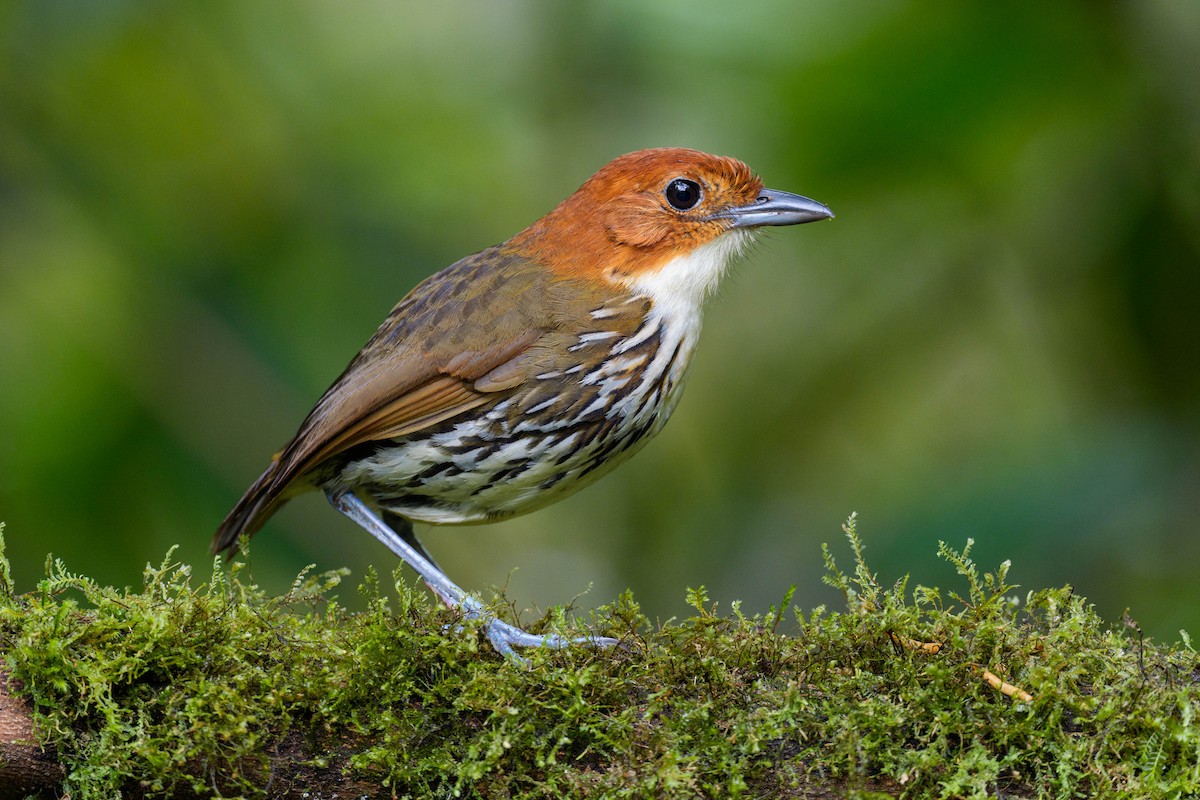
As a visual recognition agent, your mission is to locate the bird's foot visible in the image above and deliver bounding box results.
[459,596,619,665]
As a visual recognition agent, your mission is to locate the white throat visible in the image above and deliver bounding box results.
[609,230,754,424]
[620,230,752,330]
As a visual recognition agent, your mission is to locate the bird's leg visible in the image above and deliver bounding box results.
[381,510,457,608]
[326,489,618,662]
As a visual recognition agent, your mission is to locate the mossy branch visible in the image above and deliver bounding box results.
[0,518,1197,799]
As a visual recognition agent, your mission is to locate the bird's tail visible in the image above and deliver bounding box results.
[211,460,292,556]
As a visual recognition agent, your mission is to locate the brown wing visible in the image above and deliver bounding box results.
[211,246,559,555]
[265,331,538,498]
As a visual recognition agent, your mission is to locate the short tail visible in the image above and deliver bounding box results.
[211,460,292,556]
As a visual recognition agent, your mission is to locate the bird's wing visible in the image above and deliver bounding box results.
[267,246,558,494]
[212,247,558,554]
[267,329,539,495]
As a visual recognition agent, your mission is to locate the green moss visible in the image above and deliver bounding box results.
[0,516,1196,799]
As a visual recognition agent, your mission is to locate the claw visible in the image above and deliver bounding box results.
[462,593,618,665]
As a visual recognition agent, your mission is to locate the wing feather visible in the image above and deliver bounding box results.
[212,244,612,556]
[268,329,539,495]
[213,245,559,556]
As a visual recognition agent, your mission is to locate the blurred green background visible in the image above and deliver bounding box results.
[2,2,1197,640]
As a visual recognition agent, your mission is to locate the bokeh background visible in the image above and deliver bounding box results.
[2,3,1197,640]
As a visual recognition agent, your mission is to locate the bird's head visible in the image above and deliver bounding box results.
[509,148,832,309]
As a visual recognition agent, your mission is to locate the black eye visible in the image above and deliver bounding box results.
[664,178,702,211]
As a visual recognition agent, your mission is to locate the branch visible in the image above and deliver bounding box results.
[0,531,1195,798]
[0,665,418,800]
[0,667,62,800]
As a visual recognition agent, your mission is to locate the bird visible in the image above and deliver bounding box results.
[213,147,833,660]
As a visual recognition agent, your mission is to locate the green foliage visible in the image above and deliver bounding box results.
[1,519,1197,799]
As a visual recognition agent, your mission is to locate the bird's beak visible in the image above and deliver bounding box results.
[718,188,834,228]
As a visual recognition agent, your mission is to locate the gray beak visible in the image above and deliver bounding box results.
[719,188,834,228]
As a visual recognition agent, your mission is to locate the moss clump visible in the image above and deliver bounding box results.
[0,516,1197,799]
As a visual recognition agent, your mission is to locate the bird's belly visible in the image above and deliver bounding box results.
[336,401,670,524]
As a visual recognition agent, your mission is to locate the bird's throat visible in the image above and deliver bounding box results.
[618,230,753,330]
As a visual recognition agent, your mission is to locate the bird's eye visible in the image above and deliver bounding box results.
[664,178,702,211]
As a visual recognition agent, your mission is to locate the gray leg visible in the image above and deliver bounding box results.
[382,510,441,570]
[326,489,618,663]
[380,510,457,607]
